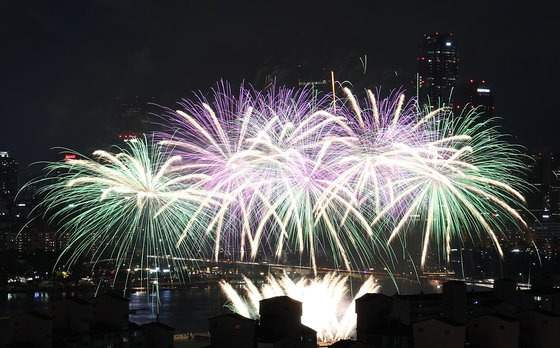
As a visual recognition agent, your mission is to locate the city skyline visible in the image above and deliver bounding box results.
[2,2,560,347]
[1,1,559,176]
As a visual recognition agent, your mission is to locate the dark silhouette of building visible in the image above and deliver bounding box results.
[9,311,53,347]
[328,339,371,347]
[141,322,174,348]
[465,79,494,119]
[92,293,131,331]
[208,296,316,348]
[523,153,560,239]
[355,293,411,347]
[355,278,560,347]
[392,292,443,325]
[296,63,333,97]
[526,153,546,219]
[7,293,172,348]
[260,296,316,347]
[0,151,18,217]
[413,317,465,348]
[467,313,520,348]
[515,309,560,348]
[209,313,256,348]
[115,96,155,142]
[549,154,560,219]
[443,281,467,324]
[417,33,459,110]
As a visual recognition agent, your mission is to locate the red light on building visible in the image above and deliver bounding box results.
[64,154,76,160]
[118,133,138,140]
[469,79,474,83]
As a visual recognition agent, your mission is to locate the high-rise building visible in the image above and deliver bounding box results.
[296,64,332,95]
[465,79,494,118]
[417,33,459,110]
[524,152,560,221]
[0,151,18,216]
[525,153,545,219]
[548,154,560,218]
[115,96,154,142]
[6,228,32,253]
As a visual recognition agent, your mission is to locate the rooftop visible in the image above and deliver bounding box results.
[55,296,91,306]
[13,311,52,321]
[209,312,256,323]
[94,292,130,303]
[516,308,560,318]
[414,317,464,327]
[355,293,390,303]
[142,321,175,331]
[260,295,302,305]
[394,292,442,301]
[472,313,519,323]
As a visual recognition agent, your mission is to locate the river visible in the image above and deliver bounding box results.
[0,275,444,345]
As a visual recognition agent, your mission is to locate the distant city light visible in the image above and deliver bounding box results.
[476,88,491,93]
[445,42,452,46]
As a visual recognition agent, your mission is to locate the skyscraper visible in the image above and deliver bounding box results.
[115,96,154,142]
[0,151,18,216]
[417,33,459,110]
[296,63,332,95]
[525,152,545,218]
[465,79,494,118]
[524,152,560,221]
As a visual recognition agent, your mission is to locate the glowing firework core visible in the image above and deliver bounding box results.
[219,272,379,342]
[33,82,529,282]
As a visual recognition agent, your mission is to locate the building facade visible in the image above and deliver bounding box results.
[0,151,18,217]
[465,79,494,118]
[417,33,459,110]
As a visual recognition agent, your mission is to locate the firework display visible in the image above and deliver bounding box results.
[219,272,379,342]
[33,83,529,276]
[29,137,223,287]
[159,83,528,270]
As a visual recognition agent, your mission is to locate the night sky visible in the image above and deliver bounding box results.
[1,0,558,178]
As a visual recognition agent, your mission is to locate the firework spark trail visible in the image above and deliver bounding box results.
[161,84,385,272]
[365,111,529,267]
[28,137,220,288]
[33,82,530,280]
[219,272,380,342]
[156,83,530,271]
